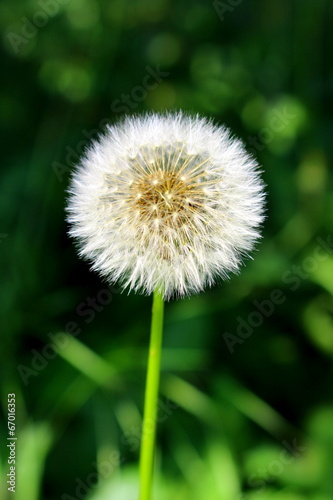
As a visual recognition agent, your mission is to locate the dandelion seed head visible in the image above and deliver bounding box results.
[67,112,265,299]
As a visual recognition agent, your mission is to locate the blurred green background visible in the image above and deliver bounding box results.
[1,0,333,499]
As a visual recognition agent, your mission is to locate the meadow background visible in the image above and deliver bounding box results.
[1,0,333,499]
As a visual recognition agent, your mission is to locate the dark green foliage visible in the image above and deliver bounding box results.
[0,0,332,498]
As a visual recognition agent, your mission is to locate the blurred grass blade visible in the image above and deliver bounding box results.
[16,423,53,500]
[53,334,119,388]
[162,375,241,497]
[162,374,221,427]
[47,375,99,435]
[216,375,299,437]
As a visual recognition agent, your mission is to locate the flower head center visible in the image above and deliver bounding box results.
[131,165,208,232]
[134,171,191,219]
[100,143,212,239]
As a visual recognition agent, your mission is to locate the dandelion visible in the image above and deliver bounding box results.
[67,112,265,300]
[66,111,265,500]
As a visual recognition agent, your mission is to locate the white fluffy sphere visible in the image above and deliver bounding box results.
[67,112,265,299]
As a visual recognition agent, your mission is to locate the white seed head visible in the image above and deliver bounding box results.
[67,112,265,300]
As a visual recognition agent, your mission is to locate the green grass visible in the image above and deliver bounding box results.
[0,0,333,499]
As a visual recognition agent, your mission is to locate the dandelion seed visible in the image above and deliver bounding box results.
[67,112,265,300]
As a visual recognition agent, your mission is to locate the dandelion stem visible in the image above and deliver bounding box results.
[139,290,164,500]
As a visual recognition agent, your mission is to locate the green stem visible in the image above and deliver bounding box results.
[139,290,165,500]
